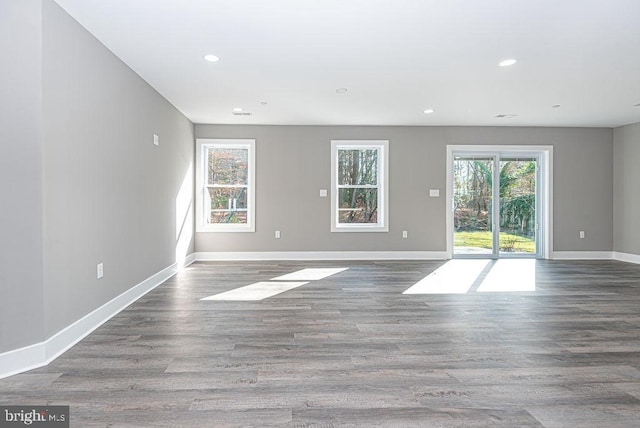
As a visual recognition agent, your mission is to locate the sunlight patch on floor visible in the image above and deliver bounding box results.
[201,282,309,301]
[477,259,536,292]
[201,267,349,302]
[403,259,491,294]
[270,267,349,281]
[403,259,537,295]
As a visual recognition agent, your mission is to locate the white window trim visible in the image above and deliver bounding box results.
[195,138,256,232]
[331,140,389,232]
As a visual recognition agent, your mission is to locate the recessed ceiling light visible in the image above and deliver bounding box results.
[203,54,220,62]
[336,88,348,94]
[498,58,518,67]
[232,107,243,113]
[495,114,517,118]
[423,109,435,114]
[552,104,561,108]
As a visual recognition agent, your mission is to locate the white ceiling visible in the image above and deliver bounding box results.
[53,0,640,127]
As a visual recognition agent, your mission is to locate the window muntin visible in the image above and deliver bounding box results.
[331,140,388,232]
[196,139,255,232]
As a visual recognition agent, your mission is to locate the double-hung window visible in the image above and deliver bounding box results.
[331,140,389,232]
[196,139,255,232]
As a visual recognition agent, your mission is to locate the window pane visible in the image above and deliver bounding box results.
[208,187,247,211]
[338,188,378,223]
[337,149,378,185]
[210,210,248,224]
[208,148,248,185]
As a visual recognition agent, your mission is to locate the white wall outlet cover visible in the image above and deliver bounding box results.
[97,263,104,279]
[429,189,440,197]
[402,231,408,238]
[319,189,328,197]
[275,230,281,238]
[153,134,159,146]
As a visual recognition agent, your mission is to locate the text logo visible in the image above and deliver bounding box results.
[0,406,69,427]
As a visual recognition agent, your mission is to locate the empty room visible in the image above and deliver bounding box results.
[2,0,640,426]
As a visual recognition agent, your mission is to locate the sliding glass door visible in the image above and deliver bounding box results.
[498,157,537,256]
[453,157,495,255]
[453,152,540,258]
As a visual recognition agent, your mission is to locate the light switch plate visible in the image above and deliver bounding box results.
[153,134,159,146]
[429,189,440,197]
[319,189,328,197]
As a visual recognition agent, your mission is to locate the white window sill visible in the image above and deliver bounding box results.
[197,225,255,233]
[331,225,388,233]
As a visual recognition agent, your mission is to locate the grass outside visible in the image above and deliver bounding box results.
[455,230,536,253]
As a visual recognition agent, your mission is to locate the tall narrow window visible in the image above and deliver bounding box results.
[331,140,389,232]
[196,139,255,232]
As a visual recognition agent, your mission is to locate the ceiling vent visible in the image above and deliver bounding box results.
[494,114,517,119]
[232,112,253,116]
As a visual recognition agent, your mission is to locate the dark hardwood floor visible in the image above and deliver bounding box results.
[2,259,640,427]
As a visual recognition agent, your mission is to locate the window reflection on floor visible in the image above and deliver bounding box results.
[404,259,536,295]
[201,267,350,301]
[477,259,536,292]
[270,268,349,281]
[403,259,491,294]
[201,281,309,301]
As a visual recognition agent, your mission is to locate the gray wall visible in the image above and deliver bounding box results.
[1,0,195,356]
[613,122,640,255]
[0,0,45,353]
[41,0,195,337]
[195,125,613,254]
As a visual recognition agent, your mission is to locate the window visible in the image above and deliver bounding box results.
[196,139,255,232]
[331,140,389,232]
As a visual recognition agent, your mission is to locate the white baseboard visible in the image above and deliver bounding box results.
[552,251,614,260]
[0,343,46,380]
[195,251,450,261]
[552,251,640,264]
[613,251,640,264]
[0,255,196,380]
[183,252,197,267]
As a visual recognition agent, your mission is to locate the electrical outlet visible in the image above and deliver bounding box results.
[402,230,408,238]
[153,134,159,146]
[275,230,281,239]
[97,263,104,279]
[579,231,585,239]
[319,189,327,197]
